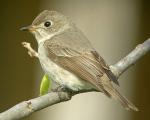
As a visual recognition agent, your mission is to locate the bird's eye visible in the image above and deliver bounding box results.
[44,21,51,27]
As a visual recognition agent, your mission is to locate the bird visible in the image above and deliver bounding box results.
[20,10,138,111]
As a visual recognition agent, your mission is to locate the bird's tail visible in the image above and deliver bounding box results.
[108,88,138,111]
[100,74,138,111]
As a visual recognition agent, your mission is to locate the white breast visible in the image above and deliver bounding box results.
[38,42,94,91]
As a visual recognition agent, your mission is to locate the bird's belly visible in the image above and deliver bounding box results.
[38,45,93,91]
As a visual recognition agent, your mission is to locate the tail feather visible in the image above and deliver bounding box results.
[109,89,138,111]
[100,74,138,111]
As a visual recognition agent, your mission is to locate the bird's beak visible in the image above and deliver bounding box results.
[20,25,36,32]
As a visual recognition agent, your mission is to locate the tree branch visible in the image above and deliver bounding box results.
[110,39,150,78]
[0,39,150,120]
[0,92,71,120]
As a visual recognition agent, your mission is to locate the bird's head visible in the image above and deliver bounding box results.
[20,10,72,44]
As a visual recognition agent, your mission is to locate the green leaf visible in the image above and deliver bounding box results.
[40,74,51,96]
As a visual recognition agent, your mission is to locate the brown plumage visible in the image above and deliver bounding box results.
[43,26,138,111]
[23,10,138,111]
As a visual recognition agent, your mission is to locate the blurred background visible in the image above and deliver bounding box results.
[0,0,150,120]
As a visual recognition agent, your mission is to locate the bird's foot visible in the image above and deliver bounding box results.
[52,85,74,95]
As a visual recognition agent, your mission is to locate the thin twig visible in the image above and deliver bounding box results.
[22,42,38,58]
[0,39,149,120]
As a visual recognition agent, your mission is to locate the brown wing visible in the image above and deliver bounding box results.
[43,27,119,85]
[44,40,118,93]
[91,50,118,85]
[43,42,139,111]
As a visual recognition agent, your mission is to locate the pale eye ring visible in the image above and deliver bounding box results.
[44,21,52,27]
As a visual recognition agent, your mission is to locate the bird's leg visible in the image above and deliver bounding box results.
[51,85,67,92]
[52,85,74,95]
[22,42,38,58]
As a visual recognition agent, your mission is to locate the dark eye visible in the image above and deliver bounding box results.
[44,21,51,27]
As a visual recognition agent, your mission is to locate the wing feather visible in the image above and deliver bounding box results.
[44,41,117,93]
[42,33,138,111]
